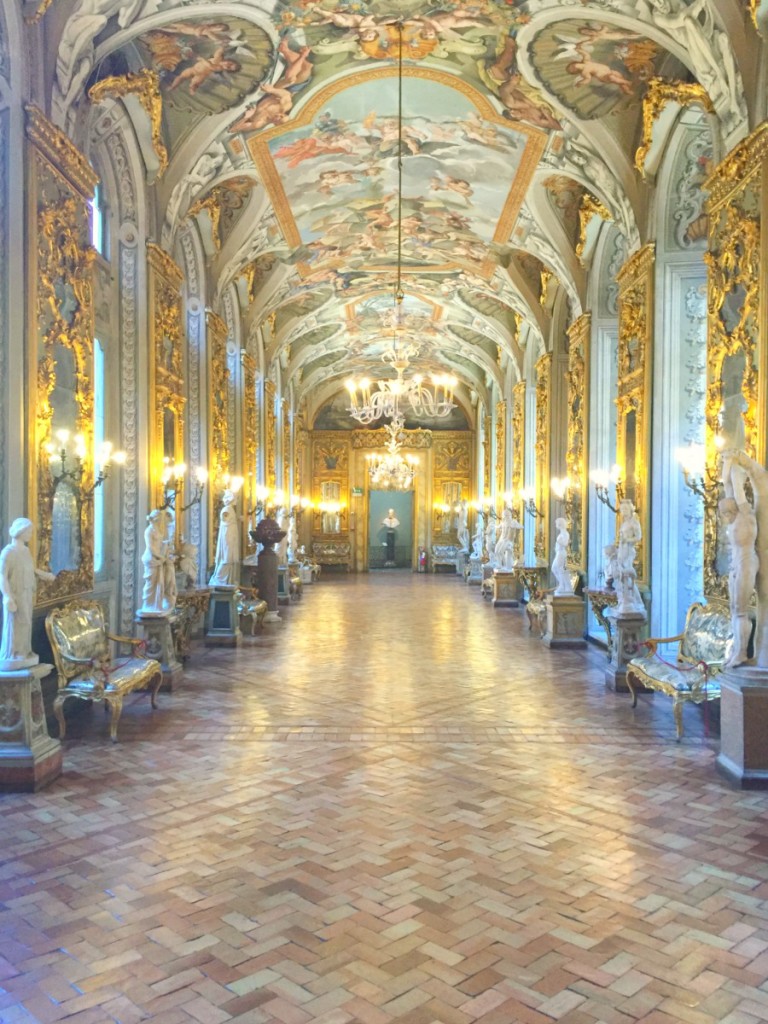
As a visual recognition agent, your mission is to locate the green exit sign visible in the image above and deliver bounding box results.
[352,486,364,496]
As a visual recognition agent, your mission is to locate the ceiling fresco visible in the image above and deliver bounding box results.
[53,0,747,409]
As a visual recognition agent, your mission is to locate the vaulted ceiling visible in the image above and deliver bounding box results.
[52,0,752,417]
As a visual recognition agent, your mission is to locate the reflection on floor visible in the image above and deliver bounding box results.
[2,574,768,1024]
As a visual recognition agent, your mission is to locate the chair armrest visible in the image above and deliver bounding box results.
[108,632,142,646]
[60,653,99,666]
[643,633,684,655]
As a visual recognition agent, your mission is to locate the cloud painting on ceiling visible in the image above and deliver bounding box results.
[528,20,679,120]
[249,73,544,282]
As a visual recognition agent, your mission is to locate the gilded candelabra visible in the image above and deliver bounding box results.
[159,460,209,512]
[676,444,722,509]
[550,476,579,521]
[590,465,624,513]
[44,430,125,501]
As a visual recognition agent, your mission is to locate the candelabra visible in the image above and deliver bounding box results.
[472,498,499,521]
[44,430,125,500]
[519,486,542,518]
[365,416,418,490]
[590,464,624,513]
[675,444,721,508]
[550,476,579,521]
[159,460,209,512]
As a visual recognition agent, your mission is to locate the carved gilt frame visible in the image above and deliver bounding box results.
[565,316,590,571]
[26,106,98,603]
[616,244,654,585]
[702,122,768,599]
[535,353,552,565]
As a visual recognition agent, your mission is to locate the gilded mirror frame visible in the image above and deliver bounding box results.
[311,433,349,539]
[702,122,768,600]
[432,433,472,541]
[535,353,551,565]
[26,106,99,603]
[206,309,229,552]
[511,380,526,545]
[565,316,590,572]
[616,244,654,585]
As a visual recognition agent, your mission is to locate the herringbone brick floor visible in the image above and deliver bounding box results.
[2,574,768,1024]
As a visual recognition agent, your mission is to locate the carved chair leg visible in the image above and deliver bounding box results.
[53,693,67,740]
[150,671,163,709]
[626,673,638,708]
[106,696,123,743]
[673,699,684,741]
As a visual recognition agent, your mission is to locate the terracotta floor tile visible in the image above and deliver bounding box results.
[2,576,768,1024]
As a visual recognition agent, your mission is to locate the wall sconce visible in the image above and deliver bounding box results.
[590,464,624,513]
[472,497,499,521]
[290,494,313,523]
[45,430,126,500]
[160,460,209,512]
[675,444,721,508]
[551,475,579,521]
[519,486,542,518]
[434,502,453,530]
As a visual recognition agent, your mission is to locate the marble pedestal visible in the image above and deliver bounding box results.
[256,546,281,622]
[0,663,61,792]
[717,668,768,789]
[205,587,242,646]
[605,611,647,692]
[492,570,520,608]
[137,612,183,688]
[465,556,484,585]
[543,594,587,649]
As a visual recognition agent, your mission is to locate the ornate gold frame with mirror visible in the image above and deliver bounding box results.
[27,106,99,603]
[616,244,654,585]
[703,123,767,600]
[312,434,349,537]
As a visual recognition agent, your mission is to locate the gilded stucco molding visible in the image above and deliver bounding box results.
[265,378,277,489]
[495,401,506,498]
[25,104,98,200]
[351,429,432,450]
[511,381,526,500]
[635,78,714,178]
[704,121,768,211]
[89,71,168,179]
[565,316,590,571]
[534,354,552,564]
[576,193,611,265]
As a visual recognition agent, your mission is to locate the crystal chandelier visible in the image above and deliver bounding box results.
[346,20,457,429]
[366,414,419,490]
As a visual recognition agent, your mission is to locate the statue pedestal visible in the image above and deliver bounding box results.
[0,663,61,792]
[256,546,281,622]
[605,611,647,692]
[204,587,242,646]
[543,594,586,649]
[385,529,396,567]
[465,556,484,585]
[137,612,183,688]
[717,668,768,789]
[492,570,520,608]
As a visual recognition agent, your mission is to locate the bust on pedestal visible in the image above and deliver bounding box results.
[383,508,399,567]
[0,518,61,791]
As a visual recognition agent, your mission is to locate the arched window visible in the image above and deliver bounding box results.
[89,183,109,258]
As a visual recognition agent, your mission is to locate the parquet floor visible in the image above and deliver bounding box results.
[2,574,768,1024]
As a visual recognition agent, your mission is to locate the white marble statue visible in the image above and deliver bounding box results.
[484,515,498,563]
[471,519,484,560]
[615,499,644,614]
[209,490,240,587]
[286,514,298,564]
[456,500,470,553]
[494,508,523,570]
[552,517,574,596]
[604,543,619,590]
[719,461,758,669]
[140,508,175,614]
[53,0,160,127]
[0,519,56,671]
[276,507,290,566]
[720,450,768,667]
[178,538,199,590]
[383,509,400,529]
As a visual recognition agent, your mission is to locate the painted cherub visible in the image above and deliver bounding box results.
[229,84,294,132]
[167,46,241,94]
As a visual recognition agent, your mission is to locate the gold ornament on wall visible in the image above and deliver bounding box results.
[534,354,552,564]
[265,379,277,489]
[635,78,714,179]
[565,317,590,571]
[89,71,168,179]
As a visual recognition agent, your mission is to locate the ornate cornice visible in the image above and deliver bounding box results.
[635,78,713,178]
[25,104,98,199]
[147,241,183,288]
[705,120,768,211]
[576,193,611,264]
[89,70,168,179]
[617,242,655,289]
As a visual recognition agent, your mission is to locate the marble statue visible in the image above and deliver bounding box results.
[178,538,199,590]
[552,518,574,596]
[456,500,470,552]
[719,462,758,669]
[383,509,400,529]
[276,507,290,566]
[494,508,523,570]
[604,543,619,590]
[0,519,56,671]
[615,499,644,614]
[209,490,240,587]
[471,519,484,560]
[140,508,175,614]
[484,515,498,563]
[286,513,297,564]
